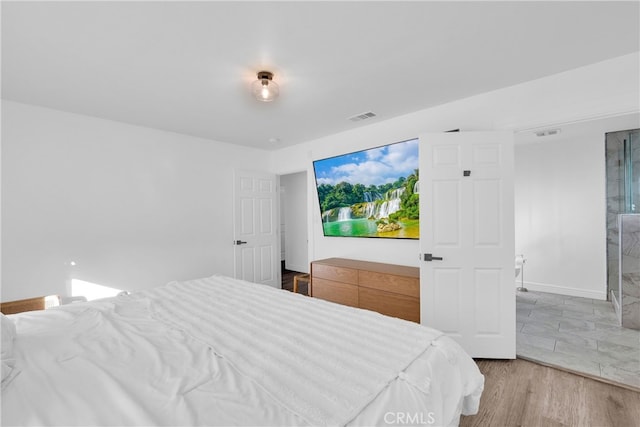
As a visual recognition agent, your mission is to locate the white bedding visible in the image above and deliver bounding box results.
[1,275,483,426]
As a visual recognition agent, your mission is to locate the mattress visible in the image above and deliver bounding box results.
[1,275,483,426]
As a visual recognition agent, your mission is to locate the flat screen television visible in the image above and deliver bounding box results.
[312,138,419,239]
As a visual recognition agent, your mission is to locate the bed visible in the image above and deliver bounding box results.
[1,275,483,426]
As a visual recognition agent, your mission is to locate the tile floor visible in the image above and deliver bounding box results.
[516,290,640,389]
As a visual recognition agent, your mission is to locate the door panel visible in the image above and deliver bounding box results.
[432,268,461,334]
[240,199,254,234]
[259,245,274,282]
[433,180,461,247]
[473,179,502,246]
[474,268,502,334]
[419,131,515,358]
[240,247,255,282]
[259,198,274,233]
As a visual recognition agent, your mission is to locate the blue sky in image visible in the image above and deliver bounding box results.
[314,138,419,186]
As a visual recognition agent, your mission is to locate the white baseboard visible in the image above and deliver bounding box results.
[285,263,308,274]
[516,280,607,301]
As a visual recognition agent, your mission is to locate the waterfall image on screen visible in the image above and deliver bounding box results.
[312,138,419,239]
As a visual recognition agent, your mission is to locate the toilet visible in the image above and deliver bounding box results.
[515,254,527,291]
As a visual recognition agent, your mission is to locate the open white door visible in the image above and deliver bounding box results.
[419,131,515,358]
[233,169,280,288]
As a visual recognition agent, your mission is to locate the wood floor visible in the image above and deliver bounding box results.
[460,358,640,427]
[281,268,309,295]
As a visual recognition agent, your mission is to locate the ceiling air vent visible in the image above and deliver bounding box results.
[535,128,561,137]
[348,111,377,122]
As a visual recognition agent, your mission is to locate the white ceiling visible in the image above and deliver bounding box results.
[2,1,639,150]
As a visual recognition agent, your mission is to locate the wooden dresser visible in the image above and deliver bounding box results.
[310,258,420,323]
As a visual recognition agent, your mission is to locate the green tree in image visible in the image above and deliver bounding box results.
[390,169,419,221]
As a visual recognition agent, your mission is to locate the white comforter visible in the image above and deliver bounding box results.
[2,275,483,426]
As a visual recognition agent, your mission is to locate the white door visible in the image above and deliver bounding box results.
[233,169,280,288]
[419,131,515,358]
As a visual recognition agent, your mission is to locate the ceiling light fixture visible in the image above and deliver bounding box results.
[252,71,279,102]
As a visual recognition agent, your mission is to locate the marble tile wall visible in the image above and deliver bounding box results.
[605,129,639,329]
[620,214,640,330]
[605,132,625,302]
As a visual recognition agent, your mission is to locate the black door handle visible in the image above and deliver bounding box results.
[423,253,443,261]
[234,240,247,245]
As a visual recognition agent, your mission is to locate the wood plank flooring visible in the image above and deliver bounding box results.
[460,358,640,427]
[282,268,309,295]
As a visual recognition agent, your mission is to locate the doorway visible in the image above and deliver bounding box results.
[513,116,640,389]
[279,171,309,293]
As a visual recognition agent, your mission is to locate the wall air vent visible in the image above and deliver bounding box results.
[348,111,377,122]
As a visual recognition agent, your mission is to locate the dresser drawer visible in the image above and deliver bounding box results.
[312,263,358,285]
[359,287,420,323]
[358,270,419,298]
[311,278,359,308]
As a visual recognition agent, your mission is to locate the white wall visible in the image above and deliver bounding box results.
[270,53,640,294]
[3,53,638,301]
[1,101,268,301]
[515,114,639,300]
[280,172,308,273]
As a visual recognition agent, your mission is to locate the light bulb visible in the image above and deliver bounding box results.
[261,83,270,99]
